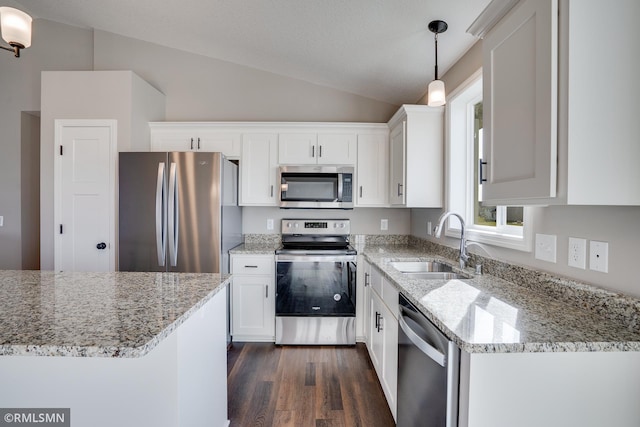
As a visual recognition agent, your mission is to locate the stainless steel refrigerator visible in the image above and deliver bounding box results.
[118,152,242,275]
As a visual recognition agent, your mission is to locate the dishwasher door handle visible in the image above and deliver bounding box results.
[399,314,446,367]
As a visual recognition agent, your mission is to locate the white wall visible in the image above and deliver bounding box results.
[243,207,410,235]
[0,19,93,270]
[412,39,640,299]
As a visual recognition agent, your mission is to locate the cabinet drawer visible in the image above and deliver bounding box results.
[231,256,274,275]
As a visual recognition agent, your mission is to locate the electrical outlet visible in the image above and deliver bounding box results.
[0,216,3,227]
[266,219,274,230]
[568,237,586,269]
[590,241,609,273]
[427,221,432,236]
[380,219,388,231]
[535,233,557,263]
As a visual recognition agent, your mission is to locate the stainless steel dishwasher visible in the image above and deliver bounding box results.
[397,293,460,427]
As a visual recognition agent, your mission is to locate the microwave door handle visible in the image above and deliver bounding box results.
[337,173,343,202]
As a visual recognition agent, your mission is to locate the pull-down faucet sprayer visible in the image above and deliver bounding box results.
[434,211,469,269]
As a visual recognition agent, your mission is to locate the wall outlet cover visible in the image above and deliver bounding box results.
[590,241,609,273]
[427,221,432,236]
[535,233,557,263]
[266,219,274,230]
[568,237,587,269]
[380,219,388,231]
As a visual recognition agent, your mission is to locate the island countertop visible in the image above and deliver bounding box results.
[363,245,640,354]
[0,270,230,358]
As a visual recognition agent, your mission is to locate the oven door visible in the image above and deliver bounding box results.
[275,254,357,345]
[275,254,356,316]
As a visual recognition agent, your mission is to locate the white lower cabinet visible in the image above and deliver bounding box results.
[230,254,275,341]
[365,262,398,421]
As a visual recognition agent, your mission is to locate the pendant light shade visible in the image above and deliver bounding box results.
[427,20,448,107]
[428,79,446,107]
[0,6,33,57]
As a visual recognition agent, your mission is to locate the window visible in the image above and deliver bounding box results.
[445,70,532,252]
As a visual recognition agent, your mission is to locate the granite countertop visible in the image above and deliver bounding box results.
[363,245,640,354]
[0,270,230,358]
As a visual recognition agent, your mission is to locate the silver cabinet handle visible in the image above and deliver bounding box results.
[168,162,179,267]
[312,145,315,158]
[319,145,322,157]
[265,285,269,298]
[359,186,363,198]
[190,138,194,150]
[270,185,274,197]
[244,265,258,268]
[155,163,166,267]
[399,313,446,367]
[397,183,403,196]
[364,272,370,287]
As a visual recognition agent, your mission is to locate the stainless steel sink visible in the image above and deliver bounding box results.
[401,272,468,280]
[389,261,453,273]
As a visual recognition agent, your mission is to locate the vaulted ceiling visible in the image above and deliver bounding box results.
[14,0,490,105]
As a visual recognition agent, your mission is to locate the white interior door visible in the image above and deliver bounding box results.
[54,120,117,272]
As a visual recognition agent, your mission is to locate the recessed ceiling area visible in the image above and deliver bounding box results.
[13,0,490,105]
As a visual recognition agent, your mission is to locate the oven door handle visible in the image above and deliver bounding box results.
[276,255,357,262]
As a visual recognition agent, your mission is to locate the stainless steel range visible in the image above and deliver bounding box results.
[275,219,357,345]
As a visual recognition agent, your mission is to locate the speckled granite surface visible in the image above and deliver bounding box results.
[0,270,230,358]
[364,245,640,353]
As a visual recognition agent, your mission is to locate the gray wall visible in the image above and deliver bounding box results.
[243,207,410,235]
[0,19,93,269]
[93,30,398,123]
[412,40,640,298]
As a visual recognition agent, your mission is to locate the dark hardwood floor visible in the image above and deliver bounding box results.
[227,342,396,427]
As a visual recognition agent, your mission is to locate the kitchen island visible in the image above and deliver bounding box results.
[0,270,230,427]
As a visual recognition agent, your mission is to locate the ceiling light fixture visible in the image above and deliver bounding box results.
[0,6,32,58]
[427,19,448,107]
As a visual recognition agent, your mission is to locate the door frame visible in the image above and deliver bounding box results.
[53,119,118,271]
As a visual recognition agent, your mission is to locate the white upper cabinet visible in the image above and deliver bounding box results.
[473,0,640,205]
[356,130,390,207]
[387,105,444,208]
[278,132,356,165]
[481,0,558,203]
[240,133,278,206]
[149,123,241,158]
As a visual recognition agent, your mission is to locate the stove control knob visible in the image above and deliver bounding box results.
[294,223,299,228]
[286,222,292,228]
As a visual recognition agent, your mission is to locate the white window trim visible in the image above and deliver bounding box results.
[444,69,533,252]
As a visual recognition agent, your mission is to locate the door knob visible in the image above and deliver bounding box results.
[96,242,107,250]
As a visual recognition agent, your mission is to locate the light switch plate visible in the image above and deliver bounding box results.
[427,221,432,236]
[535,233,557,263]
[266,219,274,230]
[590,241,609,273]
[380,219,388,231]
[568,237,586,269]
[0,216,3,227]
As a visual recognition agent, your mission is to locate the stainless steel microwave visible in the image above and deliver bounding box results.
[278,166,354,209]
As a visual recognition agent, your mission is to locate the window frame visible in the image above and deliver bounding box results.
[444,69,533,252]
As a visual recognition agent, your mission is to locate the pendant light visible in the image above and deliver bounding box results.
[0,6,32,58]
[427,20,448,107]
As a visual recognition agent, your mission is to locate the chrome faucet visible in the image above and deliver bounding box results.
[434,211,470,269]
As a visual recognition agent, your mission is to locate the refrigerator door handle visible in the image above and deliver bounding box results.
[155,162,166,266]
[168,162,179,267]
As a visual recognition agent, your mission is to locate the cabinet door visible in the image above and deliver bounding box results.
[389,122,406,206]
[197,131,241,158]
[239,134,278,206]
[369,294,384,372]
[482,0,558,203]
[278,133,318,164]
[150,130,193,152]
[317,133,356,165]
[357,134,389,206]
[231,275,275,340]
